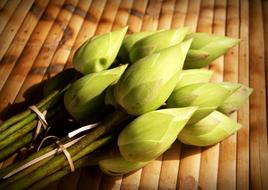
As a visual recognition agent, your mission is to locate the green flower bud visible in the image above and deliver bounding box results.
[64,65,127,122]
[118,31,160,63]
[167,83,238,124]
[184,33,240,69]
[175,69,213,90]
[73,27,128,74]
[118,107,197,162]
[178,111,242,146]
[114,40,192,115]
[218,83,253,114]
[99,156,149,176]
[43,68,78,97]
[129,27,189,63]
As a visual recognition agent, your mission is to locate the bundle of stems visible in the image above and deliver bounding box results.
[0,111,130,189]
[0,84,70,162]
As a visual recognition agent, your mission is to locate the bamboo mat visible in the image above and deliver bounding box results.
[0,0,267,189]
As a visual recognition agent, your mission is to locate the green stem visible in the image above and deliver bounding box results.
[0,86,67,141]
[1,135,114,190]
[26,152,111,190]
[0,121,37,150]
[0,111,128,189]
[0,133,33,162]
[0,88,63,132]
[0,135,71,178]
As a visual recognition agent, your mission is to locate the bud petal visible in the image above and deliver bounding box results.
[129,27,189,62]
[175,69,213,90]
[64,65,127,122]
[167,83,235,124]
[178,111,242,146]
[218,83,253,114]
[184,33,240,69]
[118,107,197,162]
[73,27,128,74]
[99,156,149,176]
[115,40,192,115]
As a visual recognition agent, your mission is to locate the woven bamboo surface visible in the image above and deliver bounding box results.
[0,0,267,189]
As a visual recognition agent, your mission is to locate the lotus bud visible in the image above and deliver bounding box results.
[167,83,238,124]
[64,65,127,122]
[218,83,253,114]
[114,40,192,115]
[184,33,240,69]
[129,27,189,63]
[73,27,128,74]
[175,69,213,90]
[178,111,242,146]
[99,156,149,176]
[118,107,197,162]
[43,68,78,97]
[118,31,160,63]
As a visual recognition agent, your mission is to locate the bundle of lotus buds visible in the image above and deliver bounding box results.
[0,26,252,189]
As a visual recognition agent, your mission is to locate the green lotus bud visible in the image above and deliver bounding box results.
[129,27,189,63]
[218,83,253,114]
[118,31,160,63]
[178,111,242,146]
[73,27,128,74]
[64,65,127,122]
[184,33,240,69]
[118,107,197,162]
[167,83,238,124]
[114,40,192,115]
[99,156,149,176]
[43,68,78,97]
[175,69,213,90]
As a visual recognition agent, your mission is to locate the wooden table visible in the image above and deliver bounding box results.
[0,0,267,189]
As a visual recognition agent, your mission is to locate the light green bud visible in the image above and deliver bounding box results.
[64,65,127,122]
[118,107,197,162]
[184,33,240,69]
[114,40,192,115]
[73,27,128,74]
[129,27,189,62]
[218,83,253,114]
[99,156,149,176]
[178,111,242,146]
[167,83,237,124]
[175,69,213,90]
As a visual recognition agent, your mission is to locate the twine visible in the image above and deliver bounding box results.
[2,135,85,179]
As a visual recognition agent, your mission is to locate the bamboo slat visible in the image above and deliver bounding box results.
[249,0,268,189]
[0,0,50,90]
[0,0,34,60]
[0,1,267,189]
[0,0,21,35]
[236,0,250,189]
